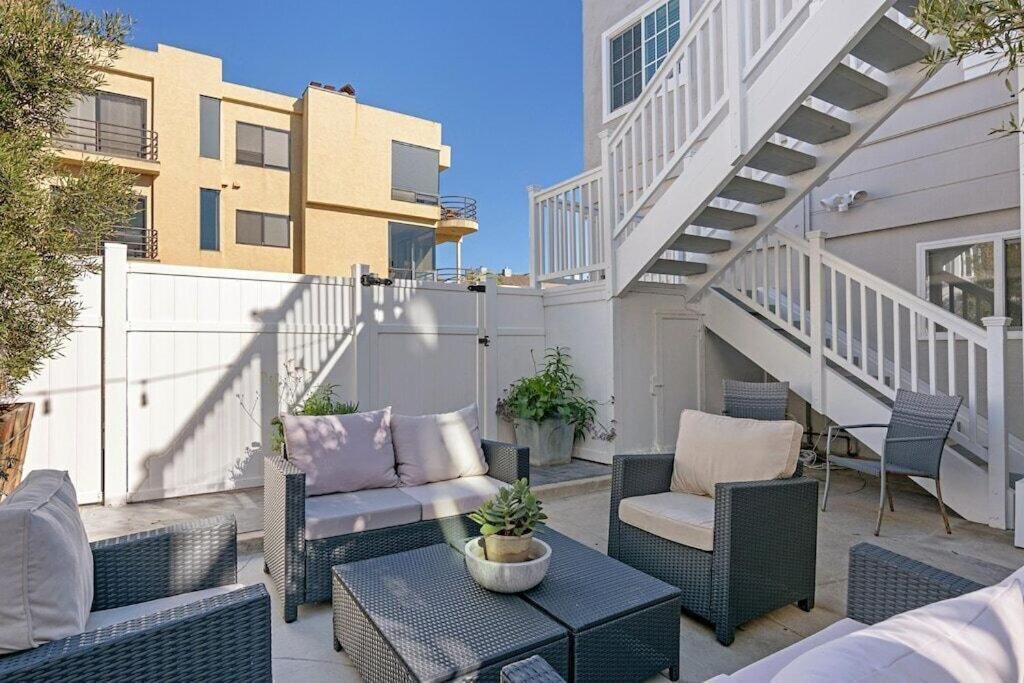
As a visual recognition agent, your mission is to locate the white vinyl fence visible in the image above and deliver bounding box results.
[19,244,545,504]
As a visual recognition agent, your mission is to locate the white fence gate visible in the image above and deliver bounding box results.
[19,245,545,504]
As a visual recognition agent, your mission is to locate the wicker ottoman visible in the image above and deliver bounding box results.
[332,544,570,682]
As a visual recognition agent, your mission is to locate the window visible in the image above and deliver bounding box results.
[62,91,150,158]
[236,210,290,248]
[389,222,435,279]
[199,96,220,159]
[235,122,290,169]
[200,189,220,251]
[391,141,439,205]
[919,232,1021,330]
[607,0,683,115]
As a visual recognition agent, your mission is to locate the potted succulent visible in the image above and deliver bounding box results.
[496,347,604,467]
[465,479,551,593]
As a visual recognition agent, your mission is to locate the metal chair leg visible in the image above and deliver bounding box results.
[935,478,952,534]
[821,428,834,512]
[874,470,886,536]
[886,484,895,512]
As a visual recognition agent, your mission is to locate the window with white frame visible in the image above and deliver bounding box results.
[607,0,683,115]
[918,233,1021,329]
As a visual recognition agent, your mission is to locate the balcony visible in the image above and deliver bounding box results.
[435,195,478,245]
[55,116,159,162]
[99,225,159,260]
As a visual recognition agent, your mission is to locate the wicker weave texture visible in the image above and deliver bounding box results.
[332,544,569,682]
[847,542,983,625]
[263,454,305,622]
[91,515,237,611]
[500,656,567,683]
[722,380,789,421]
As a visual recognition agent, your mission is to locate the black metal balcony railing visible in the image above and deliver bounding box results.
[388,267,480,283]
[97,226,159,260]
[439,196,477,221]
[56,116,159,161]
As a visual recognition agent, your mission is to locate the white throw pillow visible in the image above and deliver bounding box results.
[0,470,94,654]
[282,408,399,496]
[774,579,1024,682]
[671,410,802,497]
[391,404,488,486]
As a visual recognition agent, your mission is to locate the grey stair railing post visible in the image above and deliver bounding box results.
[807,231,827,413]
[983,315,1011,529]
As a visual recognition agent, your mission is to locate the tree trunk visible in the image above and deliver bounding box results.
[0,402,35,499]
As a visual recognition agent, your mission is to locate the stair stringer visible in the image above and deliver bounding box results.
[702,288,992,525]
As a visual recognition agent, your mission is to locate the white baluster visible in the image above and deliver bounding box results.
[983,316,1010,529]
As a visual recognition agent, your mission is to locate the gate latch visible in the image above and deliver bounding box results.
[468,284,486,293]
[478,335,491,347]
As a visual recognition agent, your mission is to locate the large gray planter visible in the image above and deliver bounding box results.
[514,418,573,467]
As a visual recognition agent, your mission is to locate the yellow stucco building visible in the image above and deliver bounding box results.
[56,43,477,278]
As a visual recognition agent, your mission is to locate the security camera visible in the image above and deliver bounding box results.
[820,190,868,212]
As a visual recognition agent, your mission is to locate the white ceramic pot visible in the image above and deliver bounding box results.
[464,537,551,593]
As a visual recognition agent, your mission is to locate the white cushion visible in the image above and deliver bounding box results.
[400,476,507,521]
[774,580,1024,682]
[282,408,399,496]
[304,487,421,540]
[391,404,489,486]
[707,618,866,681]
[0,470,94,654]
[618,491,716,551]
[85,584,245,632]
[671,410,802,497]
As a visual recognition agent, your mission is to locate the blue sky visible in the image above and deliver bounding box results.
[70,0,583,273]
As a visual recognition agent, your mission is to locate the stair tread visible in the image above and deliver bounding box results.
[719,176,787,205]
[670,233,731,253]
[813,63,889,111]
[851,16,931,72]
[648,258,707,276]
[746,142,817,176]
[691,206,758,231]
[778,105,851,145]
[893,0,919,18]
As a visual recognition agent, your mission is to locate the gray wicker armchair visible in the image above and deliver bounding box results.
[608,453,818,645]
[265,438,528,622]
[0,515,271,683]
[722,380,790,420]
[822,389,963,536]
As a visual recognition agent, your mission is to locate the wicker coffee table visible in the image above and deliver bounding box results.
[332,529,681,682]
[332,543,570,682]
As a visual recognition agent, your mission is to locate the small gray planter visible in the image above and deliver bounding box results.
[514,418,573,467]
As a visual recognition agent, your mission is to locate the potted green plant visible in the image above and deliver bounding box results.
[270,383,359,453]
[496,347,604,467]
[468,478,547,562]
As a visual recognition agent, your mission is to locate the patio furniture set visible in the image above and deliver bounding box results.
[0,385,1008,681]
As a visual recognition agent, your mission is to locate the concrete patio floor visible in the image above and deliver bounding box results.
[91,467,1023,682]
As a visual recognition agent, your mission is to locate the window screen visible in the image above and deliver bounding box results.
[263,214,290,247]
[389,222,436,279]
[610,23,643,111]
[236,210,289,247]
[391,142,439,205]
[236,123,263,166]
[609,1,682,114]
[200,96,221,159]
[925,242,995,326]
[200,189,220,251]
[643,0,681,80]
[263,128,289,169]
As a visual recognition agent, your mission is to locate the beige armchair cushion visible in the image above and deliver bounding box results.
[671,410,802,497]
[0,470,94,654]
[618,491,716,551]
[391,404,488,486]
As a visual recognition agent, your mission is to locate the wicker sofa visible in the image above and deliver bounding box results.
[264,438,528,622]
[710,543,999,680]
[608,453,818,645]
[0,514,271,682]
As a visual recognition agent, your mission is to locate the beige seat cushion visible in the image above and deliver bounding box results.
[618,491,716,551]
[706,618,865,681]
[400,475,507,520]
[304,487,421,540]
[0,470,94,655]
[85,584,245,632]
[282,408,399,496]
[671,410,802,497]
[391,404,488,486]
[776,580,1024,682]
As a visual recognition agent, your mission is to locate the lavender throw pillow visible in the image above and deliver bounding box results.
[282,408,399,496]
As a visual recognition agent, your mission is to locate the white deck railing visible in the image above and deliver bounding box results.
[720,230,1012,526]
[528,168,604,284]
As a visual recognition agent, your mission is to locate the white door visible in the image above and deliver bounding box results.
[653,313,702,450]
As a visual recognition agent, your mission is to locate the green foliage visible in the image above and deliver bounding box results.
[917,0,1024,133]
[496,347,614,441]
[271,384,359,453]
[0,0,136,399]
[468,479,547,537]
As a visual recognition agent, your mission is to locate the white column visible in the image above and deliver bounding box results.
[807,231,827,413]
[352,263,373,410]
[599,130,615,297]
[478,275,500,440]
[528,185,541,288]
[102,243,129,506]
[983,315,1011,529]
[455,239,463,274]
[723,0,747,164]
